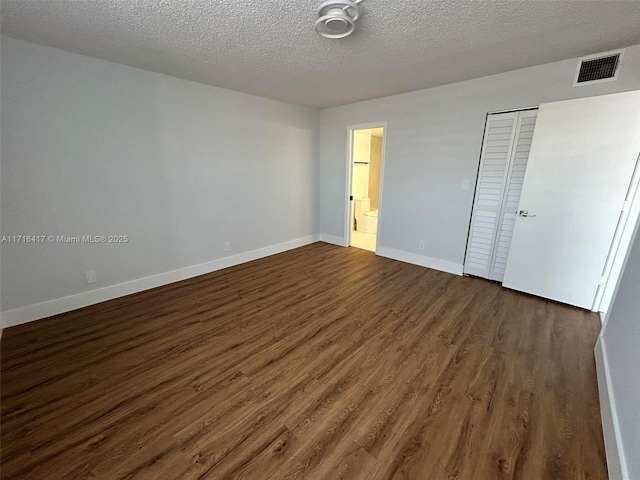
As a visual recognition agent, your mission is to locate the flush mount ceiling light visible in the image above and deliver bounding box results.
[315,0,363,39]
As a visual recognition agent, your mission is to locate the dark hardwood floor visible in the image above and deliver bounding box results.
[1,242,607,479]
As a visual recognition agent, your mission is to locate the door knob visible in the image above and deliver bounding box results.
[519,210,536,217]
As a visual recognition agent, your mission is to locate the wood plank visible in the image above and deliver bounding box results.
[0,242,607,479]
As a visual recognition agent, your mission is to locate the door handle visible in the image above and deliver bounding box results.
[519,210,536,217]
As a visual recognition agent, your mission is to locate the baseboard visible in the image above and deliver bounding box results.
[376,246,463,276]
[317,237,464,276]
[600,310,607,326]
[319,234,346,247]
[595,336,629,480]
[1,234,319,329]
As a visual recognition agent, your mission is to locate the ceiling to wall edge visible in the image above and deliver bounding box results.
[2,34,637,111]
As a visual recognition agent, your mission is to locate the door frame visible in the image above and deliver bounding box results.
[594,152,640,317]
[344,121,388,252]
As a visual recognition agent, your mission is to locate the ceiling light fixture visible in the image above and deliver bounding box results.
[315,0,363,39]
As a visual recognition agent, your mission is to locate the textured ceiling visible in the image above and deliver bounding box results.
[2,1,640,108]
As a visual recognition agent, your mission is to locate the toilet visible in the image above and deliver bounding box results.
[354,198,378,234]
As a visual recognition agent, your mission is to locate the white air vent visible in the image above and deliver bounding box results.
[573,49,624,87]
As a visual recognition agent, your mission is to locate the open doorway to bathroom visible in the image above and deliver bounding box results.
[347,125,385,252]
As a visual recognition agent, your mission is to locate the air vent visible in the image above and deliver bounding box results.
[574,49,624,86]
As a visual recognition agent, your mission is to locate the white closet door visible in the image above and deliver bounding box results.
[488,110,538,281]
[464,112,519,278]
[503,90,640,309]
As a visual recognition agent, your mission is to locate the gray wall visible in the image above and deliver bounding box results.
[319,44,640,267]
[602,221,640,480]
[0,37,319,312]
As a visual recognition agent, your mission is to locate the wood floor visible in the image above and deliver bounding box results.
[1,242,608,479]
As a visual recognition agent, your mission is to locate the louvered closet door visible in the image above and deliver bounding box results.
[464,109,538,280]
[489,110,538,281]
[464,112,519,278]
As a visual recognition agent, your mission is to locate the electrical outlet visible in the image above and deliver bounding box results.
[85,270,97,284]
[224,241,231,252]
[418,240,425,251]
[461,179,469,190]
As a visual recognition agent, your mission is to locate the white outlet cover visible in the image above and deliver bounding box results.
[461,180,469,190]
[85,270,97,284]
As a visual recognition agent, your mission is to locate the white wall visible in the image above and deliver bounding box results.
[319,44,640,270]
[599,219,640,480]
[0,37,319,321]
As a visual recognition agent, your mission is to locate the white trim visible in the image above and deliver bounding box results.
[344,128,354,247]
[319,234,346,246]
[376,126,388,254]
[595,336,629,480]
[376,246,463,276]
[344,121,388,252]
[595,153,640,320]
[573,48,625,87]
[1,235,319,328]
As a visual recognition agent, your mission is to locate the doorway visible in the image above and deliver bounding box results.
[347,125,385,252]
